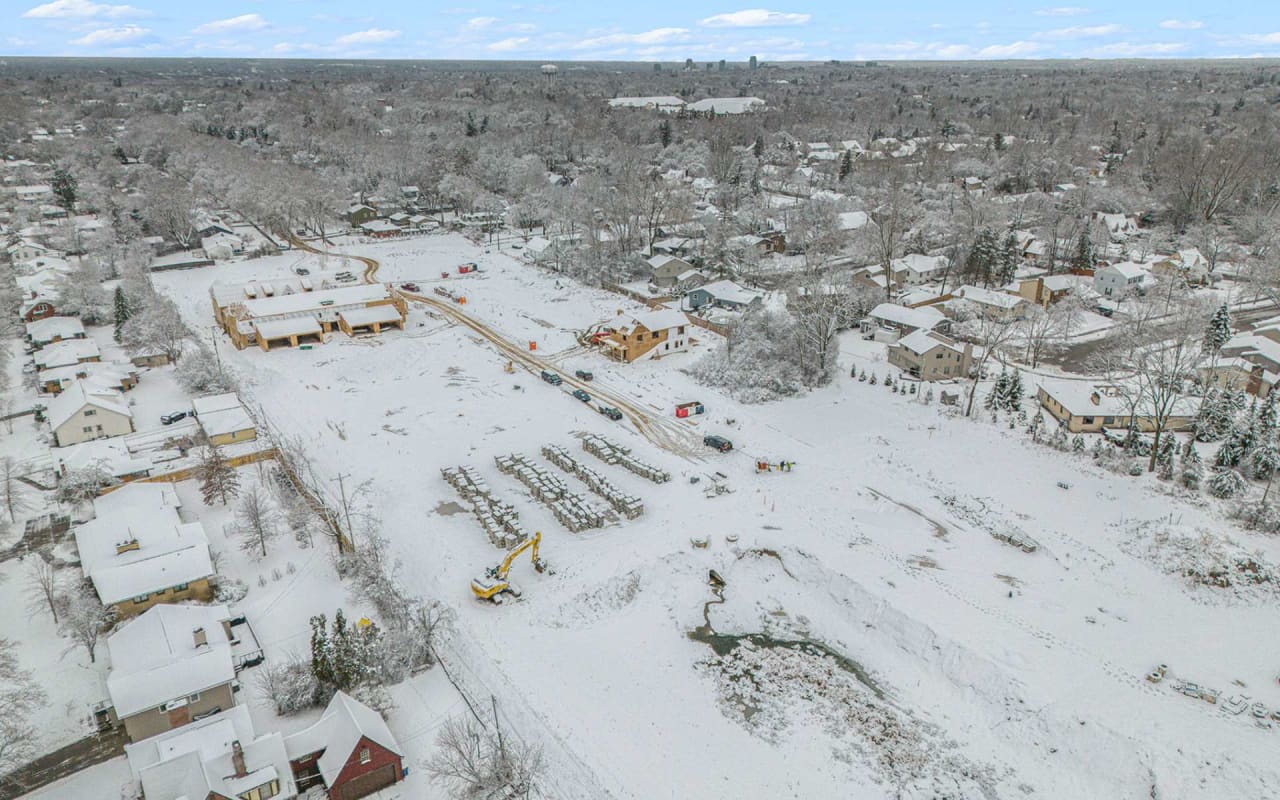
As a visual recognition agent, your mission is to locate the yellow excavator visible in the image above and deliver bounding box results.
[471,531,548,602]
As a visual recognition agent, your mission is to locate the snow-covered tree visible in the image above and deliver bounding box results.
[199,444,241,506]
[1208,467,1247,498]
[687,309,804,403]
[23,553,63,624]
[1202,303,1231,359]
[120,295,189,364]
[236,484,280,559]
[58,583,114,663]
[54,465,116,505]
[1156,434,1178,480]
[0,637,48,775]
[176,344,232,394]
[428,713,546,800]
[0,457,30,524]
[112,285,133,343]
[1181,443,1205,489]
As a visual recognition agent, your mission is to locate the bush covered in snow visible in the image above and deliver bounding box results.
[687,309,805,403]
[176,344,236,394]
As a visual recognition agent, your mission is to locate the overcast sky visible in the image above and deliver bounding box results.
[3,1,1277,61]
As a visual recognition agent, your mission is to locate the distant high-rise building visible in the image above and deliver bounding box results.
[749,55,758,70]
[718,59,726,71]
[685,58,694,71]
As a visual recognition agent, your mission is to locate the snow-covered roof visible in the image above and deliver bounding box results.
[837,211,869,231]
[38,360,134,390]
[693,279,761,306]
[284,691,402,786]
[53,437,153,479]
[360,219,401,233]
[191,393,241,416]
[1101,262,1148,279]
[254,316,323,341]
[1039,274,1089,292]
[128,705,296,800]
[25,315,85,344]
[524,236,551,254]
[607,96,686,110]
[1038,381,1198,420]
[33,338,100,369]
[243,283,391,320]
[956,285,1024,310]
[609,308,690,334]
[47,379,132,432]
[647,253,680,270]
[897,329,964,356]
[688,97,765,114]
[106,604,235,718]
[198,406,255,439]
[893,253,948,275]
[94,482,179,516]
[339,304,404,328]
[869,303,945,330]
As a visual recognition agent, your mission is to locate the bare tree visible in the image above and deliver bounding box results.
[58,583,114,663]
[236,484,280,559]
[1018,302,1077,369]
[960,312,1021,417]
[24,553,63,624]
[0,638,47,776]
[0,457,29,524]
[1106,322,1205,472]
[865,176,917,301]
[428,713,545,800]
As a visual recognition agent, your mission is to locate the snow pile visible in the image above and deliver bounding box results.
[698,639,1002,798]
[1119,520,1279,601]
[938,493,1041,553]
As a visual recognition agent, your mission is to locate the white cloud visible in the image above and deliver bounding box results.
[192,14,268,36]
[1241,32,1280,44]
[486,36,529,51]
[572,27,689,49]
[23,0,145,19]
[1088,41,1188,56]
[1035,6,1088,15]
[334,28,401,45]
[977,40,1042,57]
[1037,23,1122,39]
[466,16,499,29]
[1159,19,1203,30]
[6,37,37,47]
[700,9,811,28]
[70,24,149,44]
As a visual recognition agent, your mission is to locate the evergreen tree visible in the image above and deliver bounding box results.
[1156,434,1178,480]
[51,165,77,211]
[1181,444,1205,489]
[1248,396,1279,479]
[963,228,1001,286]
[1072,434,1086,453]
[1202,304,1232,357]
[1069,229,1093,272]
[1006,370,1025,412]
[1192,390,1221,441]
[199,443,241,505]
[838,149,853,181]
[1050,421,1069,451]
[112,286,132,343]
[1208,467,1247,498]
[985,369,1009,411]
[658,119,672,148]
[996,230,1020,285]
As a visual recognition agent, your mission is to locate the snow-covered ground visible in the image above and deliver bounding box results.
[144,233,1280,798]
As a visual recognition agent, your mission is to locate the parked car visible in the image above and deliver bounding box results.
[703,435,733,452]
[161,411,189,425]
[400,282,420,292]
[540,370,562,385]
[575,369,594,381]
[597,405,623,421]
[572,389,591,403]
[295,267,310,276]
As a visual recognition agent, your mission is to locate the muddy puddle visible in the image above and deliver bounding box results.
[689,568,884,700]
[434,501,468,516]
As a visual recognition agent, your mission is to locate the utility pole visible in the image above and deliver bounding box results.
[491,695,506,766]
[335,473,354,552]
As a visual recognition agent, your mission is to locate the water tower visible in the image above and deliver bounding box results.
[541,64,558,85]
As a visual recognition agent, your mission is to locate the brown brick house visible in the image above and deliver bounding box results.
[285,691,404,800]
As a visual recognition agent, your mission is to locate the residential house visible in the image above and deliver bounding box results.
[891,253,949,287]
[888,330,973,381]
[647,254,697,289]
[6,238,52,263]
[836,211,869,232]
[131,349,172,368]
[953,285,1030,322]
[201,232,245,260]
[864,303,948,336]
[599,308,692,363]
[105,604,246,741]
[211,280,407,351]
[284,691,405,800]
[38,360,138,394]
[1014,274,1092,308]
[125,705,297,800]
[55,437,154,483]
[1152,248,1211,286]
[193,393,257,446]
[344,205,378,226]
[684,279,763,312]
[33,337,100,370]
[47,379,135,447]
[359,219,401,238]
[1093,262,1152,299]
[1200,357,1276,399]
[24,315,86,347]
[75,483,215,617]
[1092,212,1138,241]
[1036,383,1197,433]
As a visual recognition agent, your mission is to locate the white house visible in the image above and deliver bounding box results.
[1093,262,1152,299]
[125,705,297,800]
[47,379,135,447]
[25,315,86,347]
[200,232,244,260]
[865,303,948,336]
[891,253,949,287]
[33,338,100,370]
[953,285,1031,321]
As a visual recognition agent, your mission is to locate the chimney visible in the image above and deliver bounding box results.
[115,538,140,555]
[231,740,247,778]
[192,627,208,648]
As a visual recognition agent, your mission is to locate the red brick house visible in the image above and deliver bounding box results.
[285,691,404,800]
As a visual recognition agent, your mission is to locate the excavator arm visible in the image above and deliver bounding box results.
[472,532,546,601]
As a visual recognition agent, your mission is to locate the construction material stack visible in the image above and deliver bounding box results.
[441,465,527,549]
[496,453,607,532]
[581,434,671,484]
[542,444,644,519]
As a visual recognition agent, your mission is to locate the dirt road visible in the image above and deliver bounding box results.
[288,236,703,457]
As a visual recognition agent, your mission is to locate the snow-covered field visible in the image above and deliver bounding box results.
[149,233,1280,798]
